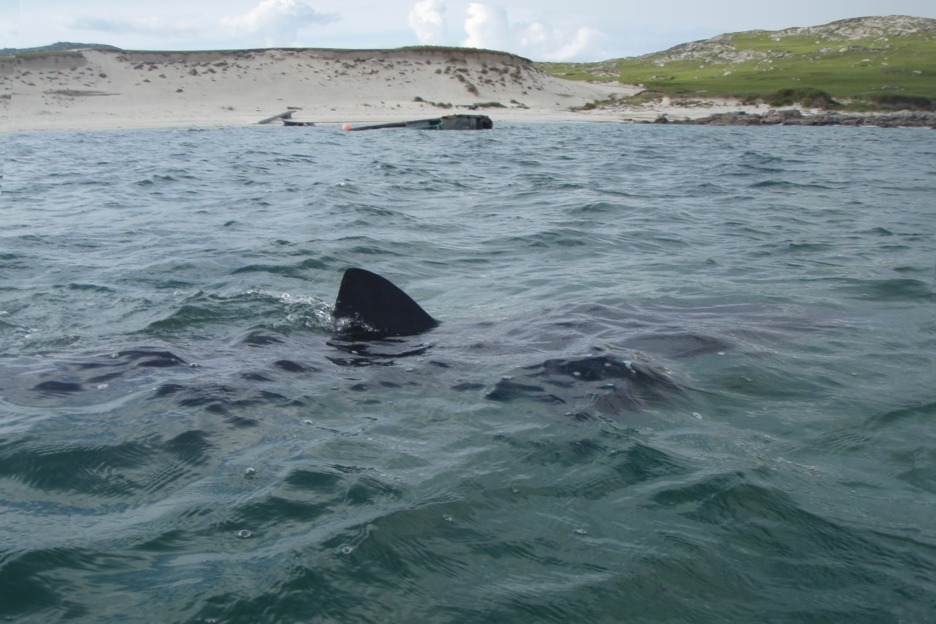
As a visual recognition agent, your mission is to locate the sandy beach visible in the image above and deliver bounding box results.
[2,47,773,132]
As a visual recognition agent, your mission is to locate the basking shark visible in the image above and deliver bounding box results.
[2,268,735,421]
[331,268,693,418]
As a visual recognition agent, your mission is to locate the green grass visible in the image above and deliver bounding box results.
[9,49,85,60]
[400,45,529,61]
[414,96,453,108]
[538,25,936,108]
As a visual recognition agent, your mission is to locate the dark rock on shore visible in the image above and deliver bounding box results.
[655,109,936,128]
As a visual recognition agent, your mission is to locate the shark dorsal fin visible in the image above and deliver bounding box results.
[333,268,439,338]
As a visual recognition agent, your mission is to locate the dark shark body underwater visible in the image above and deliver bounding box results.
[3,268,724,422]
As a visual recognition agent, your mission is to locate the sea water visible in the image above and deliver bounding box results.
[1,123,935,623]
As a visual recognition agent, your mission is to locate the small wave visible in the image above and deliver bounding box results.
[144,303,229,334]
[0,430,212,498]
[66,283,116,293]
[505,228,592,249]
[141,288,332,337]
[232,257,329,278]
[570,201,623,214]
[840,277,935,301]
[783,241,834,253]
[750,179,832,190]
[133,174,183,186]
[866,400,936,431]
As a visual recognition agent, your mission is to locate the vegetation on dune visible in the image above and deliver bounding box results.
[413,96,515,110]
[4,49,85,61]
[400,45,531,62]
[538,16,936,111]
[414,96,453,108]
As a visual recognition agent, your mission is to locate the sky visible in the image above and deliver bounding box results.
[3,0,935,61]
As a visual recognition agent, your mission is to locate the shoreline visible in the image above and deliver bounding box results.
[656,108,936,129]
[3,47,931,133]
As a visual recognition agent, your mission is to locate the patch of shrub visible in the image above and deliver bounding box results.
[453,72,480,95]
[414,96,452,108]
[863,93,934,111]
[765,87,836,109]
[580,96,621,110]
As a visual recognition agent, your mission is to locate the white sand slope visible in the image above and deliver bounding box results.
[2,47,769,132]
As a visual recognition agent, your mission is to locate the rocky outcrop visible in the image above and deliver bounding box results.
[657,109,936,128]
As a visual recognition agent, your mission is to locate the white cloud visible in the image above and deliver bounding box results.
[69,16,198,40]
[461,3,605,61]
[463,3,510,50]
[0,23,16,44]
[0,0,18,43]
[523,24,605,61]
[0,21,14,39]
[221,0,338,47]
[408,0,447,45]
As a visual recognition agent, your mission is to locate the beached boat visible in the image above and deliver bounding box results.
[344,114,493,131]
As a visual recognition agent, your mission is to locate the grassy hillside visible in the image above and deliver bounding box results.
[538,16,936,109]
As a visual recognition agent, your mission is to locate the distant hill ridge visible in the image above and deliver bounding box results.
[641,15,936,66]
[537,15,936,105]
[3,42,121,56]
[753,15,935,41]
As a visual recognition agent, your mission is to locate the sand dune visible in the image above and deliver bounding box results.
[3,47,768,131]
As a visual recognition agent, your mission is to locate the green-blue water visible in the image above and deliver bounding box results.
[1,123,935,623]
